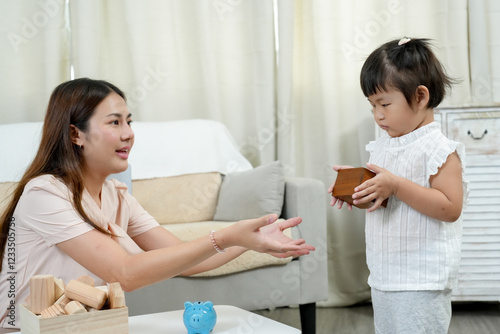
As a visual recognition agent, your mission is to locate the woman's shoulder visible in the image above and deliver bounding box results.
[22,175,71,199]
[25,174,65,189]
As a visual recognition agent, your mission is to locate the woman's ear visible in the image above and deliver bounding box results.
[70,125,84,146]
[415,85,430,110]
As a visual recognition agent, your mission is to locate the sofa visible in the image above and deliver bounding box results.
[0,119,328,333]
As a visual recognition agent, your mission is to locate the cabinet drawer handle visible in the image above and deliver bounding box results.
[467,129,488,140]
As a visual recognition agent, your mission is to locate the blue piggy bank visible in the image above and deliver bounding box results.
[183,301,217,334]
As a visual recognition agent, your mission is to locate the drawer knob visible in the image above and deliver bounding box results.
[467,129,488,140]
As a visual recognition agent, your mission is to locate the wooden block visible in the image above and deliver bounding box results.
[20,304,129,334]
[108,282,126,309]
[65,280,107,310]
[64,301,87,315]
[40,304,66,318]
[54,294,71,309]
[95,285,110,309]
[95,285,109,297]
[332,167,388,209]
[53,278,65,300]
[77,275,95,287]
[30,275,55,315]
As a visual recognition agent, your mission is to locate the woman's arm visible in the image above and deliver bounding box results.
[132,217,312,276]
[57,214,312,291]
[131,226,248,276]
[352,152,463,222]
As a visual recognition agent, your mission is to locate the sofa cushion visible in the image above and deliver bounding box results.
[132,172,222,224]
[164,220,292,277]
[214,161,285,221]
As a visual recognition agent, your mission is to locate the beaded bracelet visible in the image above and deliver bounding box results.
[209,230,226,253]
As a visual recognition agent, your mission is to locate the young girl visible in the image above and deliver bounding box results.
[0,78,314,329]
[330,38,468,333]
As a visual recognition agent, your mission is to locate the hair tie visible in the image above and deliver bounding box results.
[398,37,411,46]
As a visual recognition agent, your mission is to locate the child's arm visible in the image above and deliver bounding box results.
[352,152,463,222]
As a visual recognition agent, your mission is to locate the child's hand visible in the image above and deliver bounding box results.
[352,163,397,212]
[329,165,354,211]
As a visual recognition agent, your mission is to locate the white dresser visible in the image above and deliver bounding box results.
[435,106,500,301]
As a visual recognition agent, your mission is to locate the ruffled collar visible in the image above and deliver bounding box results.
[384,122,441,148]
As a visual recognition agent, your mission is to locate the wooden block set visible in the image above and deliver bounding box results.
[21,275,128,334]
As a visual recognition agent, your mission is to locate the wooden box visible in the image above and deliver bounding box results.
[20,304,129,334]
[331,167,388,209]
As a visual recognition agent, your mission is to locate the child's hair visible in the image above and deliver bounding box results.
[360,37,454,108]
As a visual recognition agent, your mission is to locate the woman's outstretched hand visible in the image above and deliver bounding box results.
[225,214,315,258]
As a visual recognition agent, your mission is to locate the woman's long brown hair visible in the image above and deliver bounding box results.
[0,78,126,271]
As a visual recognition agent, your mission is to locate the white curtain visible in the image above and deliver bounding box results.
[468,0,500,105]
[69,0,278,166]
[0,0,70,123]
[276,0,470,306]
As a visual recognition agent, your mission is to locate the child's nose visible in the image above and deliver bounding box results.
[374,109,384,120]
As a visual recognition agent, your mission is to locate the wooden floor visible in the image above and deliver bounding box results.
[253,302,500,334]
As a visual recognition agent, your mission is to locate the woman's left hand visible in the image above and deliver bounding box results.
[226,214,315,258]
[258,216,316,258]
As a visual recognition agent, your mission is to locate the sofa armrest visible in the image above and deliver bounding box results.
[282,177,329,304]
[282,177,326,242]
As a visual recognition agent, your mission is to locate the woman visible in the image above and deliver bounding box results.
[0,78,314,329]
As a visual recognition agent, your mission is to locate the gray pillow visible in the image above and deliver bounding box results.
[214,161,285,221]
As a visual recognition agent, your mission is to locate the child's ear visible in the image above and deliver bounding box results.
[415,85,430,109]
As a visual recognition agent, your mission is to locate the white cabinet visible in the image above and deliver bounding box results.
[436,107,500,301]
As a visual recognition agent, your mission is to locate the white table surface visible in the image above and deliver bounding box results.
[129,305,301,334]
[7,305,301,334]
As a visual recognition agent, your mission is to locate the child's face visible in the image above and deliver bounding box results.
[367,88,432,138]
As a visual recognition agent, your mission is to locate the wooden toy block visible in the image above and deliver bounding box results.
[332,167,388,209]
[65,280,107,310]
[108,282,126,309]
[40,304,65,319]
[53,278,65,300]
[54,294,71,308]
[64,301,87,315]
[30,275,55,315]
[77,275,95,287]
[95,285,109,298]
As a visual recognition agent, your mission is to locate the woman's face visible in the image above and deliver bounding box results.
[78,92,134,179]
